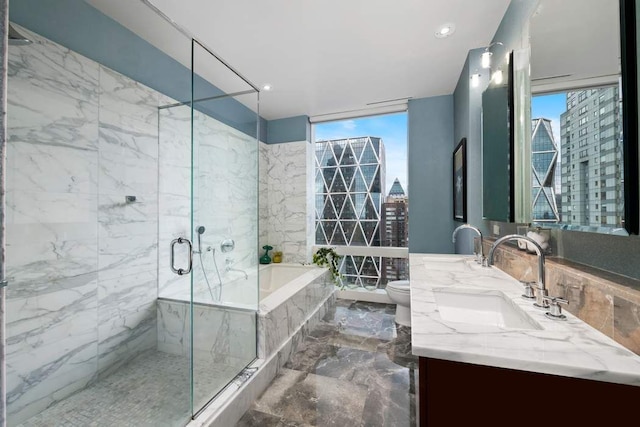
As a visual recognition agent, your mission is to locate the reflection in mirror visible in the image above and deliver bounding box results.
[532,86,625,233]
[529,0,633,235]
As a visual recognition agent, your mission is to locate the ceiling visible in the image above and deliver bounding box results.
[530,0,620,92]
[88,0,511,120]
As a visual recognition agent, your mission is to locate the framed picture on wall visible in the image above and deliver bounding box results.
[453,138,467,222]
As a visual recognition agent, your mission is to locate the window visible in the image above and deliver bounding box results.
[314,113,408,288]
[532,85,624,228]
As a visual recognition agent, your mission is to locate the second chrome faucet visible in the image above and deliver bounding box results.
[452,224,486,266]
[488,234,548,309]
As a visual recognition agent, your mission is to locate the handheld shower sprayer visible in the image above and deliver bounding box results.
[196,226,206,253]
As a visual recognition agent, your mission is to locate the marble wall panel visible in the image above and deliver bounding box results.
[5,26,166,424]
[158,105,259,300]
[157,300,256,366]
[6,26,99,150]
[97,271,158,376]
[6,274,99,424]
[259,142,269,252]
[263,141,309,264]
[613,296,640,355]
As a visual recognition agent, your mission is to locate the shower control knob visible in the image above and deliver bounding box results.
[221,239,235,253]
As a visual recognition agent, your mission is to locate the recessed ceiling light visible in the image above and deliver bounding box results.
[435,23,455,39]
[262,84,273,91]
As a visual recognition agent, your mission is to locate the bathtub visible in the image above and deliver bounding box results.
[156,263,334,361]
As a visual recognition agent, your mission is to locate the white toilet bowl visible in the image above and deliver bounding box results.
[386,280,411,326]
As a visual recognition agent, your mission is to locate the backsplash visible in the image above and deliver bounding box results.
[483,240,640,355]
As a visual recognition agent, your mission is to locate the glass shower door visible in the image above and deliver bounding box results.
[190,39,259,416]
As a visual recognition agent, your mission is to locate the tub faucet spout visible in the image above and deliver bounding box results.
[488,234,547,308]
[452,224,485,266]
[225,258,248,280]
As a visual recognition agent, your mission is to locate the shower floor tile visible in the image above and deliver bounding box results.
[17,350,243,427]
[237,300,417,427]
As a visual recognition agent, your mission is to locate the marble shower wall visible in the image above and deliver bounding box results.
[5,26,160,424]
[157,102,259,303]
[259,141,311,264]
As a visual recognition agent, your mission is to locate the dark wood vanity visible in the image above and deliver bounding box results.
[418,356,640,426]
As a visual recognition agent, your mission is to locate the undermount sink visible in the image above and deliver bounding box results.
[433,287,543,330]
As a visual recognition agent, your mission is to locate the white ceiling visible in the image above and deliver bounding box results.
[88,0,511,120]
[530,0,620,91]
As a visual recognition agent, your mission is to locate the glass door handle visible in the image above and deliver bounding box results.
[170,237,193,275]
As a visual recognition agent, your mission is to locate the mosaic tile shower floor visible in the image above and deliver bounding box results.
[237,300,418,426]
[16,350,240,427]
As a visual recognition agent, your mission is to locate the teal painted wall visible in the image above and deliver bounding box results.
[408,95,455,254]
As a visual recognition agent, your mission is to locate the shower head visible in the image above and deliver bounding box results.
[8,24,32,46]
[196,226,206,234]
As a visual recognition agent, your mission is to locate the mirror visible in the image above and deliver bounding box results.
[482,51,515,222]
[528,0,639,235]
[481,0,638,234]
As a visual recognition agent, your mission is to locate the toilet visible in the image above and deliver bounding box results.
[386,280,411,326]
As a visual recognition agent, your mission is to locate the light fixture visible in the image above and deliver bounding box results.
[481,51,493,69]
[481,41,504,69]
[435,23,456,38]
[492,69,503,85]
[262,84,273,91]
[470,73,481,88]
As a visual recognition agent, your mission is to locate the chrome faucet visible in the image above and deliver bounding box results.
[452,224,486,266]
[225,258,248,280]
[488,234,548,308]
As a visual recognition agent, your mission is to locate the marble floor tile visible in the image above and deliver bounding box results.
[238,300,418,427]
[252,369,368,426]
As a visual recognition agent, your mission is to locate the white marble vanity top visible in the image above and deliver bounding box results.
[409,253,640,387]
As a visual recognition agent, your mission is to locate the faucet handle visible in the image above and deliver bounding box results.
[519,281,536,300]
[542,295,569,320]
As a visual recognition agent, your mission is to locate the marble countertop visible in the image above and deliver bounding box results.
[409,253,640,387]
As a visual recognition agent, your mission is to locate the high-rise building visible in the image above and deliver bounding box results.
[315,136,386,288]
[531,118,560,222]
[559,87,624,227]
[381,178,409,283]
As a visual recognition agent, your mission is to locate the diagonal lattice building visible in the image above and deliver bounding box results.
[531,118,560,222]
[315,136,386,288]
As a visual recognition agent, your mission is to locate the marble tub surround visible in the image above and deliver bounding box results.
[190,293,337,427]
[409,253,640,386]
[257,267,333,359]
[237,300,417,427]
[482,239,640,355]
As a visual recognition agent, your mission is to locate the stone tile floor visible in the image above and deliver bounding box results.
[237,300,418,426]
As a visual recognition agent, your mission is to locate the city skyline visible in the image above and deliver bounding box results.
[314,113,408,194]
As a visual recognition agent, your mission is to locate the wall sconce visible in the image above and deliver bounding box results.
[481,51,493,69]
[470,73,481,88]
[492,69,503,84]
[481,41,504,69]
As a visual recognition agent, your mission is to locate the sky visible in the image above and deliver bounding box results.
[314,112,408,195]
[531,92,566,143]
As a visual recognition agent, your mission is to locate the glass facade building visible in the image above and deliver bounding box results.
[315,136,386,288]
[559,87,624,227]
[531,118,560,222]
[381,178,409,283]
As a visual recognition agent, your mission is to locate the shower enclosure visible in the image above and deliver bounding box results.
[3,1,259,425]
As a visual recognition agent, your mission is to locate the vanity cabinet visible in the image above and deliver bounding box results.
[418,357,640,426]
